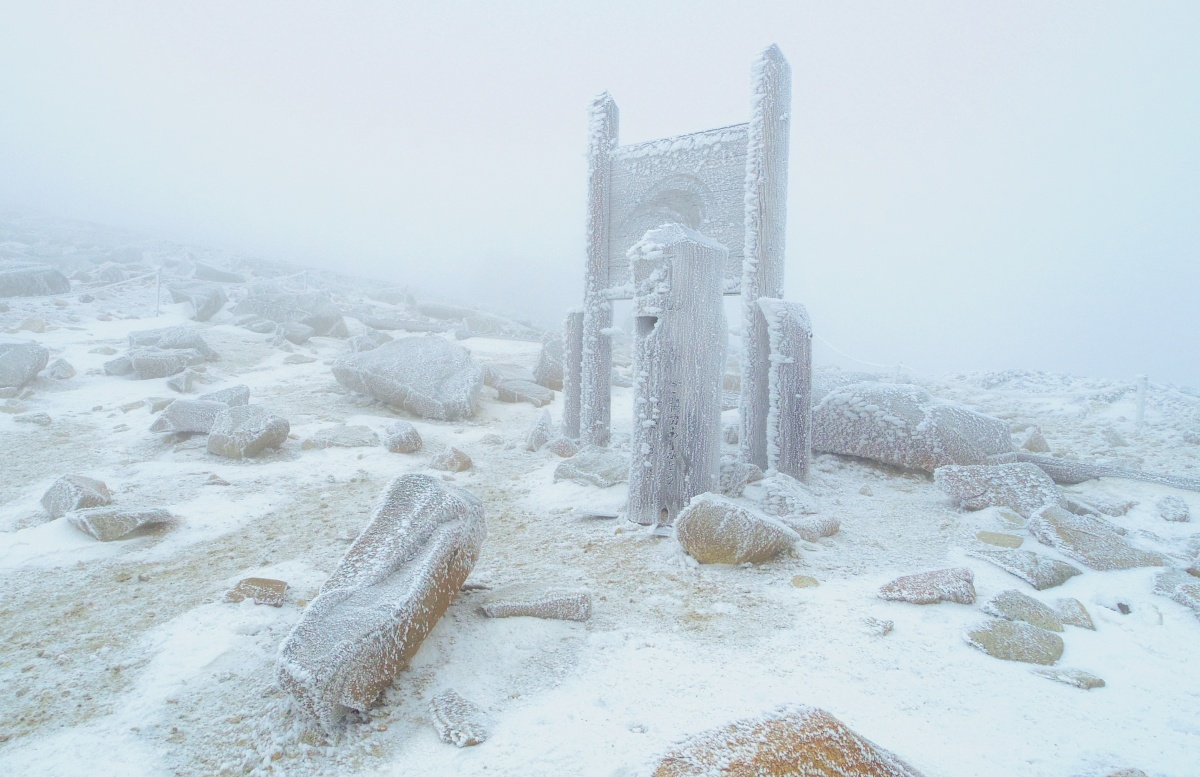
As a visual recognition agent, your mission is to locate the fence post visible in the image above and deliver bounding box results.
[155,268,161,317]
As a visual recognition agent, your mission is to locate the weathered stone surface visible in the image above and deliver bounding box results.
[553,444,628,488]
[18,316,46,333]
[0,261,71,297]
[274,321,315,345]
[533,333,564,390]
[1017,426,1051,453]
[879,567,975,605]
[45,357,75,380]
[981,590,1063,632]
[977,531,1023,548]
[149,399,228,434]
[129,327,219,361]
[429,689,492,748]
[1052,598,1095,630]
[283,353,315,364]
[651,705,927,777]
[1029,505,1167,571]
[198,384,250,407]
[166,369,198,393]
[676,493,799,564]
[791,575,820,588]
[304,425,380,450]
[1158,495,1190,522]
[431,447,472,472]
[480,586,592,621]
[496,379,554,407]
[67,507,172,541]
[0,342,49,388]
[277,475,486,727]
[779,515,840,543]
[718,455,754,498]
[383,420,422,454]
[545,436,579,458]
[347,328,393,353]
[224,577,287,606]
[103,355,133,376]
[964,619,1063,665]
[168,282,228,321]
[207,406,289,459]
[42,475,112,518]
[813,382,1012,472]
[332,336,483,421]
[525,409,553,452]
[935,462,1063,518]
[232,291,348,337]
[1032,667,1105,690]
[129,348,197,380]
[1153,568,1200,621]
[970,548,1083,590]
[1103,770,1147,777]
[756,472,819,517]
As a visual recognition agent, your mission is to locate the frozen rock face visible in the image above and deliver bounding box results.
[813,383,1012,472]
[46,358,75,380]
[480,586,592,621]
[756,297,812,480]
[1158,496,1190,522]
[198,385,250,407]
[332,336,483,421]
[651,705,927,777]
[553,445,628,488]
[0,261,71,297]
[546,436,579,458]
[718,455,754,498]
[1153,569,1200,622]
[878,567,975,605]
[525,409,553,452]
[383,420,422,454]
[965,620,1064,665]
[934,463,1064,518]
[304,425,380,449]
[67,507,172,541]
[1028,505,1167,571]
[206,406,290,459]
[430,447,472,472]
[981,590,1063,632]
[429,689,492,748]
[277,475,486,728]
[533,332,564,390]
[675,493,799,564]
[0,343,49,388]
[231,290,349,337]
[755,472,819,517]
[483,363,536,388]
[149,399,229,434]
[347,328,393,353]
[969,549,1082,590]
[167,282,228,322]
[42,475,113,518]
[496,380,554,407]
[1053,598,1095,630]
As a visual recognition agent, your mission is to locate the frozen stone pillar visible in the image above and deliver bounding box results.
[580,93,619,447]
[740,44,792,470]
[757,298,812,480]
[561,308,584,439]
[627,225,727,526]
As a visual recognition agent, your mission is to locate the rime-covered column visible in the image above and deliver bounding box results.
[740,44,792,470]
[561,308,584,439]
[627,225,727,525]
[757,298,812,480]
[580,93,618,446]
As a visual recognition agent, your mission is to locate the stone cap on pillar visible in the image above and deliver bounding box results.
[627,223,728,258]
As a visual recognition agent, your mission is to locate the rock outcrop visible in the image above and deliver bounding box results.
[207,406,289,459]
[934,462,1063,518]
[332,336,483,421]
[878,567,975,605]
[675,494,799,564]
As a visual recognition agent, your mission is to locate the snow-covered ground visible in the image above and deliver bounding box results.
[1,220,1198,777]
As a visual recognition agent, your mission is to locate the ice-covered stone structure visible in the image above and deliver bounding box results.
[757,297,812,479]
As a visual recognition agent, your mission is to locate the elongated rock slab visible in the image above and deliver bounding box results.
[964,620,1063,665]
[277,475,486,727]
[429,689,492,747]
[67,507,172,541]
[332,336,482,421]
[42,475,112,518]
[207,406,289,459]
[879,567,975,605]
[480,586,592,621]
[934,462,1064,519]
[969,548,1082,590]
[1028,505,1167,571]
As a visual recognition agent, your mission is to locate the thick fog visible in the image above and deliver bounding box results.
[2,1,1197,387]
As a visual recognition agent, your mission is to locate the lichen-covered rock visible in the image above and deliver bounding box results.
[812,382,1012,472]
[0,261,71,297]
[277,475,486,727]
[168,282,228,321]
[1157,495,1190,522]
[305,425,380,449]
[0,343,49,388]
[42,475,113,518]
[149,399,229,434]
[1153,568,1200,621]
[332,336,483,421]
[651,704,927,777]
[525,409,553,452]
[1028,505,1167,571]
[779,515,840,543]
[429,689,492,748]
[231,290,348,337]
[431,447,472,472]
[981,590,1063,632]
[198,384,250,407]
[964,620,1063,665]
[1053,598,1095,630]
[934,463,1064,518]
[67,507,172,541]
[496,379,554,407]
[225,577,287,606]
[347,328,393,353]
[755,472,819,517]
[675,493,799,564]
[207,406,289,459]
[533,333,564,390]
[46,358,75,380]
[879,567,975,605]
[480,586,592,621]
[1032,667,1105,689]
[383,420,422,453]
[970,548,1082,590]
[976,531,1023,548]
[553,445,628,488]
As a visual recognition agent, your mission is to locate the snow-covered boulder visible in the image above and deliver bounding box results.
[480,586,592,621]
[813,383,1012,472]
[878,567,975,605]
[553,445,628,488]
[67,507,173,541]
[1158,496,1190,522]
[129,327,219,361]
[934,462,1064,518]
[347,328,393,353]
[193,261,245,283]
[383,420,422,453]
[206,406,289,459]
[533,333,564,390]
[46,358,75,380]
[969,548,1082,590]
[755,472,820,517]
[198,384,250,407]
[231,290,348,337]
[675,493,799,564]
[149,399,229,434]
[332,336,483,421]
[0,261,70,297]
[964,620,1063,665]
[303,425,380,449]
[1028,505,1167,571]
[1153,569,1200,622]
[525,409,553,452]
[276,475,486,727]
[0,342,49,388]
[129,348,200,380]
[431,446,472,472]
[41,475,112,518]
[779,514,840,543]
[496,379,554,407]
[429,689,493,748]
[981,590,1063,632]
[1052,598,1094,630]
[167,282,227,322]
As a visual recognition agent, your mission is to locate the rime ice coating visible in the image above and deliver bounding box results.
[934,462,1064,518]
[756,297,812,480]
[331,335,483,421]
[276,475,486,728]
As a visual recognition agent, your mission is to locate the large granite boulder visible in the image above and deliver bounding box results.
[207,406,289,459]
[277,475,486,727]
[1028,505,1167,571]
[0,342,49,388]
[675,493,799,565]
[934,462,1064,518]
[332,336,483,421]
[0,261,71,297]
[42,475,113,518]
[231,290,348,337]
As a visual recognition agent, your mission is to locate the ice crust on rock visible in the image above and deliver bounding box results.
[480,586,592,621]
[347,328,393,353]
[206,405,289,459]
[1157,495,1190,522]
[553,445,628,488]
[0,342,49,388]
[779,514,840,543]
[429,689,493,747]
[129,348,201,380]
[981,590,1063,632]
[305,425,380,449]
[198,384,250,407]
[757,297,812,480]
[1028,505,1167,571]
[878,567,975,605]
[533,332,564,390]
[42,475,113,518]
[0,261,71,297]
[431,447,472,472]
[718,455,755,498]
[651,704,927,777]
[276,474,486,727]
[129,327,219,362]
[964,619,1064,665]
[675,493,799,564]
[46,357,75,380]
[1053,598,1095,630]
[934,462,1064,518]
[67,507,173,541]
[231,290,349,337]
[813,383,1012,472]
[332,336,483,421]
[167,282,227,321]
[969,548,1082,590]
[1153,569,1200,622]
[1031,666,1105,690]
[755,471,820,517]
[496,379,554,407]
[383,420,423,454]
[149,399,229,434]
[525,409,553,452]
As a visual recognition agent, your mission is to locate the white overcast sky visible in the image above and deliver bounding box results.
[1,2,1197,387]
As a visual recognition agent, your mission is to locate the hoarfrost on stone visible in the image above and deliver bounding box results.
[332,336,483,421]
[525,409,554,452]
[42,475,113,518]
[981,590,1063,632]
[969,548,1082,590]
[675,493,799,564]
[0,342,49,388]
[431,447,472,472]
[934,462,1064,518]
[964,619,1063,665]
[1028,505,1167,571]
[429,689,493,747]
[67,507,173,541]
[383,420,423,454]
[1157,495,1190,522]
[480,586,592,621]
[553,445,628,488]
[149,399,229,434]
[206,405,290,459]
[878,567,975,605]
